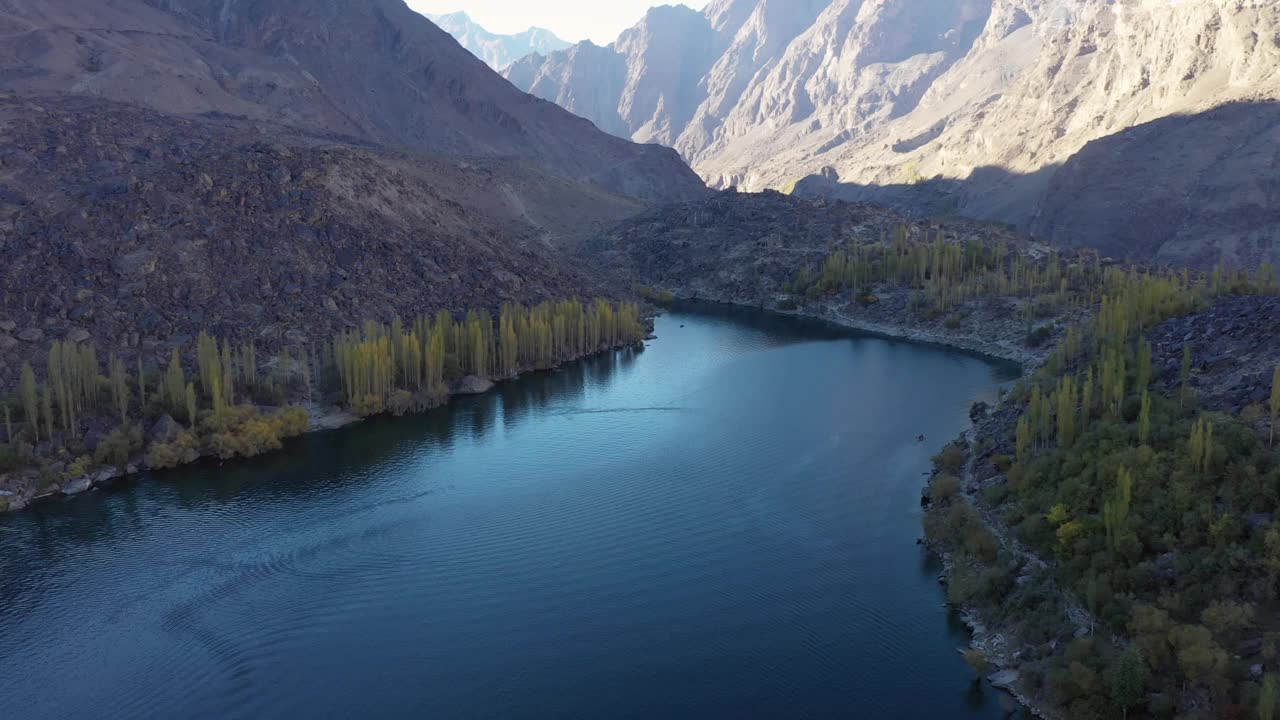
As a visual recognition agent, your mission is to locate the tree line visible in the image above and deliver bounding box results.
[0,298,645,483]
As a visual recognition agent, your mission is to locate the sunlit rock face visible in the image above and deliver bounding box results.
[509,0,1280,269]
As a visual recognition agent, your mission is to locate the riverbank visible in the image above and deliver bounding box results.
[0,339,644,514]
[667,290,1080,718]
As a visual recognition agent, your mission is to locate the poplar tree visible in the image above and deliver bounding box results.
[184,382,198,427]
[108,354,129,422]
[1104,468,1133,553]
[1016,415,1032,463]
[1138,391,1152,446]
[1271,367,1280,448]
[196,331,221,400]
[137,356,147,410]
[40,383,53,440]
[1056,375,1076,449]
[165,349,185,415]
[20,362,38,439]
[1136,340,1152,391]
[1261,674,1278,720]
[1190,417,1214,478]
[1081,366,1094,434]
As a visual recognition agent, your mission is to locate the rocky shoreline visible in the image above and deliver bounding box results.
[670,291,1074,718]
[0,343,637,514]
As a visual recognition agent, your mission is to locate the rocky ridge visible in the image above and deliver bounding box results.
[427,11,570,70]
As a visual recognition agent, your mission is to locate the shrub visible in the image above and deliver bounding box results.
[387,390,414,417]
[145,431,200,469]
[934,444,967,474]
[944,315,963,330]
[94,424,144,468]
[930,474,962,503]
[1026,325,1053,348]
[0,443,21,472]
[204,405,310,461]
[776,298,798,311]
[64,455,91,481]
[351,394,386,417]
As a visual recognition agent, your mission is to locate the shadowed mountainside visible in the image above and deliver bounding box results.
[794,102,1280,270]
[0,94,639,385]
[0,0,706,204]
[509,0,1280,269]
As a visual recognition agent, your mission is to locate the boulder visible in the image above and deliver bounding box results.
[988,669,1019,691]
[63,476,92,495]
[17,328,43,342]
[0,320,15,332]
[148,414,181,443]
[452,375,495,395]
[114,249,157,277]
[65,328,91,343]
[969,401,990,422]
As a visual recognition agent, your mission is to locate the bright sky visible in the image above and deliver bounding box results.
[405,1,710,45]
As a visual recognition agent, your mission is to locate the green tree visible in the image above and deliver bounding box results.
[1138,391,1152,446]
[1271,366,1279,448]
[40,383,53,440]
[1261,673,1278,720]
[1137,340,1153,391]
[137,356,147,410]
[108,354,129,422]
[184,382,198,427]
[1104,467,1133,553]
[19,362,38,440]
[165,349,185,415]
[1109,649,1148,719]
[1189,417,1214,478]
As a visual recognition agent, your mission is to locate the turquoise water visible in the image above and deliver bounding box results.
[0,306,1023,719]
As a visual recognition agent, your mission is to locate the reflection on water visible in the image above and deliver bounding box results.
[0,305,1023,720]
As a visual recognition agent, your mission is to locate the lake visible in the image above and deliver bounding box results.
[0,305,1023,719]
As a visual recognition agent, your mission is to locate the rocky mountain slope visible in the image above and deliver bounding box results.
[582,188,1024,303]
[427,11,570,70]
[0,0,705,204]
[509,0,1280,269]
[0,94,640,386]
[0,0,712,386]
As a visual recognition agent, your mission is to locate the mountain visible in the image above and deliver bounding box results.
[507,0,1280,269]
[427,10,570,70]
[0,0,705,205]
[0,0,711,383]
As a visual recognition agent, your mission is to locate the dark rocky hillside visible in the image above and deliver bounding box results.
[0,95,627,385]
[1150,294,1280,416]
[583,188,1024,302]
